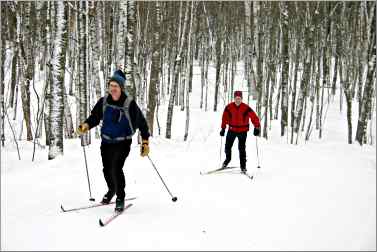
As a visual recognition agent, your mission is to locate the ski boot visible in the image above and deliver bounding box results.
[115,198,125,212]
[101,191,115,204]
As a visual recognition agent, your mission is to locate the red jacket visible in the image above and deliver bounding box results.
[221,102,260,133]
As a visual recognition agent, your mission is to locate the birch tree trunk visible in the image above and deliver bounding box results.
[0,3,5,146]
[60,4,73,139]
[90,2,103,101]
[44,2,52,146]
[341,3,356,144]
[63,86,74,139]
[146,1,161,136]
[263,3,277,139]
[166,2,189,139]
[331,54,338,97]
[202,2,212,112]
[280,2,289,136]
[9,45,17,108]
[315,9,321,131]
[200,42,205,109]
[19,2,34,141]
[305,54,316,141]
[295,21,312,144]
[204,43,209,112]
[290,25,301,144]
[319,3,330,139]
[184,1,195,141]
[356,5,376,145]
[125,0,137,97]
[213,36,221,112]
[78,1,89,146]
[48,1,66,160]
[253,1,260,105]
[244,1,257,100]
[7,4,17,109]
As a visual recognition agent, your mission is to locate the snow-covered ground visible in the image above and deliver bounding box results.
[1,63,375,250]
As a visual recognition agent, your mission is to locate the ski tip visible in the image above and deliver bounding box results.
[60,205,66,212]
[99,219,104,227]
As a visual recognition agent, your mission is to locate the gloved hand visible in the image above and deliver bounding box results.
[253,127,260,136]
[220,128,225,137]
[77,123,89,136]
[140,139,149,157]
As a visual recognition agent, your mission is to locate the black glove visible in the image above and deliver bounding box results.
[253,128,260,136]
[220,128,225,137]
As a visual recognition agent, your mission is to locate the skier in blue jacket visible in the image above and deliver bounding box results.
[77,69,150,212]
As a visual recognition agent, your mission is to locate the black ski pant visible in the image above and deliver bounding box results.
[100,139,132,200]
[224,130,247,169]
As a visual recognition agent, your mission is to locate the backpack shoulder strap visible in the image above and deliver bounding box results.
[102,94,109,117]
[123,95,133,110]
[122,95,135,134]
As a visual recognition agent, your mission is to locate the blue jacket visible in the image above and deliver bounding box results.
[85,92,150,143]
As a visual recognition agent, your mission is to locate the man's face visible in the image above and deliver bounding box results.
[234,96,242,106]
[109,81,121,101]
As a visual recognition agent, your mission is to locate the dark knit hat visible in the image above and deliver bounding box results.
[234,91,243,98]
[109,70,126,88]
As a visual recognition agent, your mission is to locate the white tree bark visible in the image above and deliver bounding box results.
[166,2,189,139]
[146,1,161,136]
[125,0,137,97]
[244,1,257,100]
[184,1,195,141]
[48,1,65,160]
[78,1,90,146]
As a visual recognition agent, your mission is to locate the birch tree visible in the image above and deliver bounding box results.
[19,2,34,141]
[244,1,257,101]
[184,1,195,141]
[125,0,137,97]
[294,5,313,144]
[7,3,17,110]
[166,2,189,139]
[340,2,355,144]
[318,3,330,139]
[146,1,161,136]
[356,4,376,145]
[280,2,289,136]
[0,2,5,146]
[90,2,103,101]
[290,3,301,144]
[78,1,90,146]
[48,1,66,160]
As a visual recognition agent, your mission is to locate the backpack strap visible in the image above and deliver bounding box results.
[102,94,109,119]
[122,95,135,134]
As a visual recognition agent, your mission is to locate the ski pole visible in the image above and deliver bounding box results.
[81,135,95,201]
[256,137,261,168]
[219,136,223,168]
[147,155,177,202]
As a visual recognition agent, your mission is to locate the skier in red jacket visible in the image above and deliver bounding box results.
[220,91,260,173]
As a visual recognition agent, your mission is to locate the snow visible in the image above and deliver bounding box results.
[1,62,376,250]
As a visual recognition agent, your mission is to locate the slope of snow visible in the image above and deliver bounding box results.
[1,62,375,250]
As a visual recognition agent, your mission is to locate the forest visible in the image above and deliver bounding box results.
[0,1,375,160]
